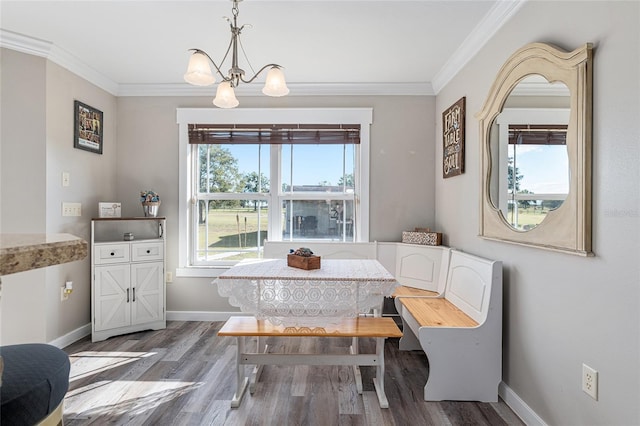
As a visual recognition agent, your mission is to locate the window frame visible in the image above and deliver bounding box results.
[176,108,372,276]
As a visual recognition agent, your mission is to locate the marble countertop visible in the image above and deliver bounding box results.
[0,233,88,276]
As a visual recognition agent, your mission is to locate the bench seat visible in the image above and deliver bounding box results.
[396,250,502,402]
[401,297,478,328]
[392,285,439,298]
[219,316,402,338]
[219,316,401,409]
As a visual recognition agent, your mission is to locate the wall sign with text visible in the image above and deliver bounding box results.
[442,97,465,178]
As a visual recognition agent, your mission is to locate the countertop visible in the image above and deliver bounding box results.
[0,233,88,275]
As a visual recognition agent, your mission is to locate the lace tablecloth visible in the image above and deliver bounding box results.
[214,259,399,326]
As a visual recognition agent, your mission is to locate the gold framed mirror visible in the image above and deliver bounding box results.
[476,42,593,256]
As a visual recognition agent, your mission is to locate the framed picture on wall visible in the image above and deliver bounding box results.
[442,97,465,178]
[74,100,103,154]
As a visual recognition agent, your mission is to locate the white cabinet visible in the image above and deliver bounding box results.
[91,218,166,342]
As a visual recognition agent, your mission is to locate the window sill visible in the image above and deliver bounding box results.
[176,266,230,278]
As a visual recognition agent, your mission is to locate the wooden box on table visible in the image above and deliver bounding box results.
[287,254,321,270]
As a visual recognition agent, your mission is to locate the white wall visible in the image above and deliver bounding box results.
[0,49,117,345]
[434,1,639,425]
[115,95,435,313]
[44,60,118,343]
[1,48,48,343]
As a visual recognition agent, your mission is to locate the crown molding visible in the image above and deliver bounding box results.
[1,29,119,95]
[431,0,528,94]
[0,29,52,57]
[48,44,119,94]
[117,82,434,97]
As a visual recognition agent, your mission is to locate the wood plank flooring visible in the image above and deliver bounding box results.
[62,321,524,426]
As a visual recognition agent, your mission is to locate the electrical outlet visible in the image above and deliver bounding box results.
[582,363,598,400]
[60,287,69,301]
[166,272,173,283]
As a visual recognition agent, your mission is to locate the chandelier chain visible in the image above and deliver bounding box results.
[232,1,239,19]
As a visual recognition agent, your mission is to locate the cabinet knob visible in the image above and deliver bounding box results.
[110,252,115,256]
[146,250,151,254]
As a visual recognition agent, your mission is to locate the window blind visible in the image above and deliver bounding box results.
[188,123,361,145]
[508,124,567,145]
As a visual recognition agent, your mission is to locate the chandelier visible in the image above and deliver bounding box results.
[183,0,289,108]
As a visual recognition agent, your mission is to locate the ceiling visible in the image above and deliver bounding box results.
[0,0,525,97]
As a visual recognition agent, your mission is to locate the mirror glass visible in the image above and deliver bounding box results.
[488,75,570,231]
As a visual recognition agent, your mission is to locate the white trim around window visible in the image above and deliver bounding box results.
[176,107,373,276]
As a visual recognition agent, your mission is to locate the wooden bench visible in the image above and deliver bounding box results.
[218,316,402,409]
[395,250,503,402]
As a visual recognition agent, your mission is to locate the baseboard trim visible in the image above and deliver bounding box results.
[47,312,238,348]
[49,323,91,349]
[499,381,547,426]
[166,311,237,322]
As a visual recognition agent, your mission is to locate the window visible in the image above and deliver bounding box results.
[177,108,372,274]
[506,124,568,230]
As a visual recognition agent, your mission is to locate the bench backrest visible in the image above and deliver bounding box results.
[263,241,378,259]
[394,244,450,294]
[444,250,502,324]
[264,240,451,294]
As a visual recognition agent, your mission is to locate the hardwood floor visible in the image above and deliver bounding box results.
[62,321,524,426]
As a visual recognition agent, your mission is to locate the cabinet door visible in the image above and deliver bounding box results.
[95,264,131,331]
[130,262,164,326]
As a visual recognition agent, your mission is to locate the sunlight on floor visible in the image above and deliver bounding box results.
[66,349,207,420]
[69,351,158,381]
[65,379,202,420]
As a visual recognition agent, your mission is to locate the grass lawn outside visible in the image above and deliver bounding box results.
[198,208,269,259]
[506,207,553,230]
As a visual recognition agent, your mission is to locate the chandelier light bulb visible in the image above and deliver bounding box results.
[213,81,240,108]
[262,67,290,97]
[184,51,216,86]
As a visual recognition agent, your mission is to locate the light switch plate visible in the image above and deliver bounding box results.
[62,202,82,217]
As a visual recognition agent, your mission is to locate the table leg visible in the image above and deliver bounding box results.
[373,298,384,317]
[250,337,267,394]
[231,336,249,408]
[351,336,363,394]
[372,337,389,408]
